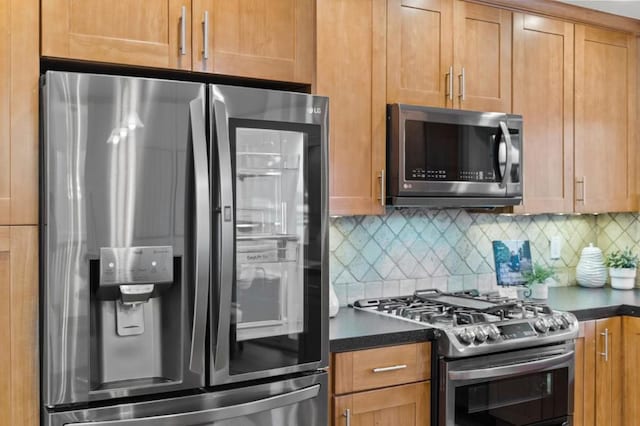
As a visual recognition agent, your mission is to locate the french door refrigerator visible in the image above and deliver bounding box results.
[41,71,328,426]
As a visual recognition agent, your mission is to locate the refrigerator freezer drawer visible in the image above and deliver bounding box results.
[44,373,327,426]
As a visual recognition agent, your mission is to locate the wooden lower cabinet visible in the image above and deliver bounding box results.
[334,381,430,426]
[0,226,39,426]
[330,343,431,426]
[574,318,622,426]
[622,316,640,426]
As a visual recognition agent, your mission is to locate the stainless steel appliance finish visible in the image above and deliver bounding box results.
[354,290,577,426]
[442,342,574,426]
[354,290,579,358]
[42,73,329,425]
[387,104,523,207]
[209,85,329,386]
[42,71,209,406]
[44,373,327,426]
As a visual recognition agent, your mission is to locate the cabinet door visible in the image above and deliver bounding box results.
[42,0,191,70]
[575,26,637,213]
[622,316,640,426]
[0,227,39,426]
[334,382,430,426]
[574,321,596,426]
[595,317,622,426]
[453,1,511,112]
[208,0,313,84]
[512,14,573,214]
[317,0,386,215]
[387,0,453,107]
[0,0,38,225]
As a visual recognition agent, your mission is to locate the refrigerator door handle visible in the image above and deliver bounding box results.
[66,384,321,426]
[188,98,210,375]
[210,89,234,378]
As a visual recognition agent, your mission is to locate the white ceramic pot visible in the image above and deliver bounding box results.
[530,282,548,299]
[609,267,637,290]
[576,243,607,288]
[329,282,340,317]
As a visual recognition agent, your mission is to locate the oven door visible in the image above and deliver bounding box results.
[440,342,574,426]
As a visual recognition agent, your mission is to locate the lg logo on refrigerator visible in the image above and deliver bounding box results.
[307,107,322,114]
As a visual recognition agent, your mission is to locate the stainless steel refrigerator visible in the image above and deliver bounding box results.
[41,71,328,425]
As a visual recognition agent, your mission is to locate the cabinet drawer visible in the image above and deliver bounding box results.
[333,342,431,394]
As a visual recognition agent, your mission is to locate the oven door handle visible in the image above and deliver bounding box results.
[448,350,574,381]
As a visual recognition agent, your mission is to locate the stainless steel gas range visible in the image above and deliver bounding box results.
[354,289,579,426]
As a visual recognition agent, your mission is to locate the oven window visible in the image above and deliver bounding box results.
[454,368,569,425]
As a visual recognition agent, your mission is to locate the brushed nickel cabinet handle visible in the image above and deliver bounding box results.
[343,409,351,426]
[372,364,407,373]
[378,170,385,207]
[600,328,609,362]
[459,67,466,101]
[576,177,585,202]
[179,5,187,55]
[202,10,209,60]
[447,65,453,101]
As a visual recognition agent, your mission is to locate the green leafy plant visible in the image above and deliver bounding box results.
[605,248,639,269]
[522,263,556,286]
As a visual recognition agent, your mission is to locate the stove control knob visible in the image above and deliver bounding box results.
[456,328,475,345]
[561,313,575,329]
[554,315,568,330]
[474,327,488,343]
[486,325,501,341]
[534,318,549,334]
[548,317,560,331]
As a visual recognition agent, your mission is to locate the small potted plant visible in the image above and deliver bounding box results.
[522,263,556,299]
[605,248,639,290]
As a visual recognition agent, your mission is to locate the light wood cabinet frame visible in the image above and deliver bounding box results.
[0,226,39,426]
[0,0,38,225]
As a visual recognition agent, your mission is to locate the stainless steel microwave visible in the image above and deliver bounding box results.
[387,104,523,208]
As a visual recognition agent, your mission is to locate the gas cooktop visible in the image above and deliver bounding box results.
[353,289,579,358]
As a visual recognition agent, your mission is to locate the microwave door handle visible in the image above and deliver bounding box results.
[211,90,234,378]
[498,121,512,189]
[66,385,321,426]
[188,99,210,375]
[448,350,574,381]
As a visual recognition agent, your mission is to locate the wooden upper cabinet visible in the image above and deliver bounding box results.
[595,317,623,426]
[386,0,510,112]
[0,0,38,225]
[386,0,453,107]
[453,1,511,112]
[205,0,314,84]
[512,14,574,214]
[42,0,192,70]
[317,0,386,215]
[574,25,637,213]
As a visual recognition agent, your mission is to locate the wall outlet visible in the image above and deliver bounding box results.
[550,236,562,260]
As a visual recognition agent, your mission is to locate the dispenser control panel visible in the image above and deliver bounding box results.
[99,246,174,286]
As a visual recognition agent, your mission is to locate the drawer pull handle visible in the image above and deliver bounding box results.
[372,364,407,373]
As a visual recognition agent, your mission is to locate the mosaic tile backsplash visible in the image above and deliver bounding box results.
[330,209,609,306]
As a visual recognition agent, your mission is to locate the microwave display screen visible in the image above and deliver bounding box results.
[404,120,498,182]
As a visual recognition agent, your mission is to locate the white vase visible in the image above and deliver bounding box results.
[329,282,340,317]
[530,282,548,299]
[609,267,637,290]
[576,243,607,288]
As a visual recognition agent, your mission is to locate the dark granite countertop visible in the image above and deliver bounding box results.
[546,286,640,320]
[329,308,437,353]
[329,286,640,352]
